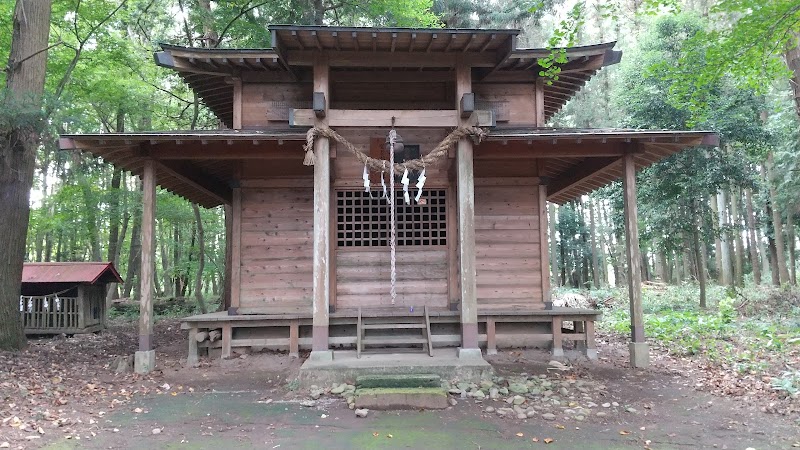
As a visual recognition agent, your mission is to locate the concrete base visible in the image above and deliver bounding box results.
[134,350,156,374]
[308,350,334,362]
[628,342,650,368]
[299,348,492,388]
[355,388,448,410]
[458,347,483,360]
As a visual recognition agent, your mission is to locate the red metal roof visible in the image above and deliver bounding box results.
[22,262,123,284]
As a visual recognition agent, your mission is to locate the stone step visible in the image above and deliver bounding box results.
[354,387,448,410]
[356,373,441,389]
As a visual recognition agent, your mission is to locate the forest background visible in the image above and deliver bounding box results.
[0,0,799,364]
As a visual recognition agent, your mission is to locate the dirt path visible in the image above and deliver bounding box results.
[36,349,800,450]
[3,320,798,449]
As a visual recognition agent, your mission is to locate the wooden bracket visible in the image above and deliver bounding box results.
[313,91,326,118]
[460,93,475,119]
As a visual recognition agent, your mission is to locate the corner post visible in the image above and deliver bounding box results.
[456,59,480,358]
[535,78,546,127]
[537,161,552,309]
[310,53,333,362]
[622,149,648,367]
[135,159,156,373]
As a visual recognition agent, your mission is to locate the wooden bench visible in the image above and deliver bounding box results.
[180,307,601,364]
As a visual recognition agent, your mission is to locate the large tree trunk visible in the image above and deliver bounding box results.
[744,188,762,285]
[0,0,53,350]
[767,152,790,284]
[191,204,207,314]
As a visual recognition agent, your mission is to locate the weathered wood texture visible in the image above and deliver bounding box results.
[239,187,314,311]
[139,160,156,351]
[333,129,451,186]
[336,250,448,308]
[240,79,538,128]
[474,179,544,311]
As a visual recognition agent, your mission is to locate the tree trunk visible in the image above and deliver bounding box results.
[717,192,733,286]
[711,188,723,281]
[160,221,173,298]
[548,204,558,287]
[0,0,53,350]
[191,204,207,313]
[692,205,707,307]
[731,188,745,287]
[106,166,122,306]
[784,32,800,119]
[788,211,797,285]
[767,152,790,284]
[589,200,601,287]
[123,181,143,298]
[744,188,762,285]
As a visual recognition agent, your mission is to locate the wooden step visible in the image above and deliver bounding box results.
[361,337,428,345]
[362,323,426,330]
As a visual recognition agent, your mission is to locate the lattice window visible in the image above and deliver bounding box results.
[336,189,447,247]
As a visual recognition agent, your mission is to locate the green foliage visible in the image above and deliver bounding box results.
[538,2,585,84]
[771,370,800,398]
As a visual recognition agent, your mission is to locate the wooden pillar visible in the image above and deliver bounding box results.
[486,318,497,355]
[232,78,242,130]
[187,327,199,367]
[310,54,332,361]
[535,78,545,127]
[538,161,552,308]
[622,150,649,368]
[135,159,156,373]
[456,60,480,357]
[223,204,233,310]
[229,187,242,312]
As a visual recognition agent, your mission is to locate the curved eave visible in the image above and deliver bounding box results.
[485,128,719,204]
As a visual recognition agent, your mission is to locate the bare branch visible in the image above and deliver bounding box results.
[215,1,272,48]
[4,40,63,73]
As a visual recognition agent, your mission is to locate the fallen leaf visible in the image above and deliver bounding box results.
[516,432,524,437]
[555,424,565,430]
[372,432,379,437]
[619,430,630,435]
[532,437,539,442]
[386,434,393,438]
[544,438,554,444]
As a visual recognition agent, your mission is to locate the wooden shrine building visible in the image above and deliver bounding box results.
[60,26,717,373]
[20,262,122,334]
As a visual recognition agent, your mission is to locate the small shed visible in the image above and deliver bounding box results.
[20,262,123,334]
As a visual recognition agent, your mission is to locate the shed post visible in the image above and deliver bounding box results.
[622,149,649,367]
[537,161,552,309]
[135,158,156,373]
[310,53,333,361]
[456,59,481,358]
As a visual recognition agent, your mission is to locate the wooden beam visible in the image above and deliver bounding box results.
[546,157,620,200]
[139,160,156,353]
[290,109,493,127]
[311,53,332,358]
[151,141,304,159]
[151,159,232,205]
[475,141,625,159]
[286,49,498,68]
